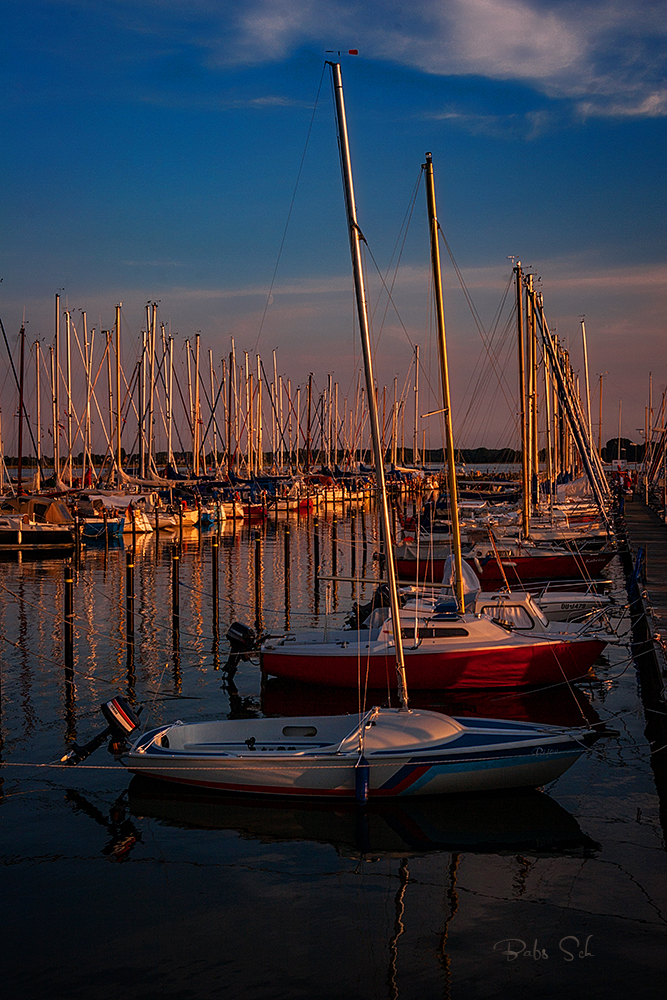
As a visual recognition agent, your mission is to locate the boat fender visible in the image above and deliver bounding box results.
[355,754,370,806]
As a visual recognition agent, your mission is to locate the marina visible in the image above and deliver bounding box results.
[3,8,667,995]
[1,497,666,999]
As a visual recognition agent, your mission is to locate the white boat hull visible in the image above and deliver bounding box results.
[122,708,597,798]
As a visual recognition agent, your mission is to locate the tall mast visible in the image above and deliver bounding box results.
[167,331,174,467]
[105,330,113,479]
[139,328,146,479]
[54,293,60,479]
[17,323,25,491]
[50,345,57,484]
[423,152,465,611]
[210,349,219,473]
[194,333,201,476]
[34,338,42,492]
[82,312,90,487]
[306,373,312,470]
[526,274,539,507]
[149,303,157,473]
[543,350,554,514]
[115,304,122,481]
[580,319,594,457]
[515,263,530,536]
[598,372,606,457]
[329,60,408,707]
[413,345,419,467]
[64,309,73,486]
[256,354,263,474]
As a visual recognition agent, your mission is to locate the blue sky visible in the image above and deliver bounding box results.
[2,0,666,453]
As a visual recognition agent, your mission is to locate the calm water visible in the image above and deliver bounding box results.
[1,507,666,1000]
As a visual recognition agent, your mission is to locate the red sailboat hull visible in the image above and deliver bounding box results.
[261,636,605,690]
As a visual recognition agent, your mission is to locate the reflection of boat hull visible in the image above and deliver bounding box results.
[261,677,601,728]
[121,708,598,798]
[261,636,605,689]
[128,777,600,857]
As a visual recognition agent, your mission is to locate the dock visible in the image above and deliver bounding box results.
[620,497,667,688]
[618,496,667,831]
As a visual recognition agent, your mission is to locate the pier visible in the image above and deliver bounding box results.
[618,496,667,834]
[619,497,667,691]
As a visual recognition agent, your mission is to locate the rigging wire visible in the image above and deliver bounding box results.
[252,64,328,357]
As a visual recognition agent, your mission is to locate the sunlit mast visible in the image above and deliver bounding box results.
[328,60,409,708]
[423,152,465,611]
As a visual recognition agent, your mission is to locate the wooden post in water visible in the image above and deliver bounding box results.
[64,560,74,663]
[284,522,291,631]
[63,560,75,739]
[331,514,338,611]
[254,531,263,635]
[172,544,180,649]
[211,533,220,668]
[361,506,368,574]
[125,549,135,695]
[130,505,137,550]
[125,550,134,648]
[313,515,320,598]
[350,510,357,596]
[331,514,338,577]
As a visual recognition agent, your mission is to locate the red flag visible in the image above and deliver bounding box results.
[348,49,358,55]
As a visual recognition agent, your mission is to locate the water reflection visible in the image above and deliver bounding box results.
[127,777,600,859]
[261,676,601,727]
[65,788,141,861]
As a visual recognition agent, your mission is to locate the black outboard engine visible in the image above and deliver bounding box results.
[226,621,259,656]
[61,696,141,765]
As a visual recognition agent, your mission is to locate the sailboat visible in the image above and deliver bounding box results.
[260,151,606,689]
[64,64,602,800]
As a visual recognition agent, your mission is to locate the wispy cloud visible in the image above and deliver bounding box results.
[48,2,667,119]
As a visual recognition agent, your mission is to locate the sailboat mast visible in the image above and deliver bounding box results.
[17,324,25,492]
[581,318,594,457]
[115,304,122,481]
[35,338,42,491]
[515,263,530,536]
[54,293,60,479]
[423,152,465,611]
[328,60,409,708]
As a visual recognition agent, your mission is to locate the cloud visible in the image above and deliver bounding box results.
[45,2,667,118]
[253,1,667,115]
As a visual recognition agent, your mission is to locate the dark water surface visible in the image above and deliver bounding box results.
[1,509,666,999]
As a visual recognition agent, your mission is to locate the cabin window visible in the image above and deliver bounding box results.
[481,605,534,629]
[282,726,317,737]
[400,627,469,640]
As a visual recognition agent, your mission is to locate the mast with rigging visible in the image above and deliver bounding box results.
[328,60,409,709]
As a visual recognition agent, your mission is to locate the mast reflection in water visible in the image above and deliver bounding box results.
[0,513,665,1000]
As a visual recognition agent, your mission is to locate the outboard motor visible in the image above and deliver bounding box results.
[226,621,259,656]
[61,696,141,765]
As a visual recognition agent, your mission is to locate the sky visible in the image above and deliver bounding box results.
[1,0,666,455]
